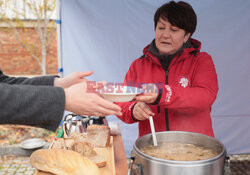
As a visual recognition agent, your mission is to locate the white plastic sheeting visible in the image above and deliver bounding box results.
[60,0,250,156]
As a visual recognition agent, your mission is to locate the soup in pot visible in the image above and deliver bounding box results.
[140,142,218,161]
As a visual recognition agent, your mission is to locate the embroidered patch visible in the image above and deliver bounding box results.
[179,77,189,88]
[165,85,172,103]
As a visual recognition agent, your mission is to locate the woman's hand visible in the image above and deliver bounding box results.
[134,83,159,104]
[54,71,93,88]
[132,102,155,121]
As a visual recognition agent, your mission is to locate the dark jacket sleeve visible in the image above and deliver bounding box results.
[0,83,65,131]
[0,70,65,131]
[0,70,57,86]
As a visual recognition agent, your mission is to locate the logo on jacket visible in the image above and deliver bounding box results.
[179,77,189,88]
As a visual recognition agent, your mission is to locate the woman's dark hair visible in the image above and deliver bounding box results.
[154,1,197,36]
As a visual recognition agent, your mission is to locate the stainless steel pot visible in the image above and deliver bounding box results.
[129,131,228,175]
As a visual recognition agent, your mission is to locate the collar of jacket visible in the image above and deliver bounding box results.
[143,38,201,68]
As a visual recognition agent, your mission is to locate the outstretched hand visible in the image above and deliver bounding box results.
[63,73,122,117]
[54,71,94,88]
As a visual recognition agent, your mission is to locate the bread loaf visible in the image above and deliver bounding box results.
[49,131,107,168]
[70,132,87,143]
[71,141,97,157]
[52,138,74,150]
[35,170,54,175]
[30,149,100,175]
[70,141,107,168]
[51,138,66,149]
[89,155,107,168]
[87,125,110,147]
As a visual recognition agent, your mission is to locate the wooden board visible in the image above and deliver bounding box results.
[95,136,116,175]
[35,136,116,175]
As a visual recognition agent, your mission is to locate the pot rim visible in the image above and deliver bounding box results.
[133,131,226,164]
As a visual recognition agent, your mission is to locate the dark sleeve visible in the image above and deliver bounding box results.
[0,69,58,86]
[0,83,65,131]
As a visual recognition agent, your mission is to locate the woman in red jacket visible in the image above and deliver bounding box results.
[117,1,218,137]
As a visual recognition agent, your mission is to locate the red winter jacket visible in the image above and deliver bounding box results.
[116,38,218,138]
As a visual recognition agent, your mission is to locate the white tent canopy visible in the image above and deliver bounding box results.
[59,0,250,156]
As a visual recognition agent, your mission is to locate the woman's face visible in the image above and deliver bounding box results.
[155,18,190,55]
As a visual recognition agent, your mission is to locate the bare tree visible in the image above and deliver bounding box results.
[0,0,57,75]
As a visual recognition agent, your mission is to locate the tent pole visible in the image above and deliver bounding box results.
[56,0,63,77]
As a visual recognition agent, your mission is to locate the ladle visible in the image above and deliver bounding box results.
[149,116,158,146]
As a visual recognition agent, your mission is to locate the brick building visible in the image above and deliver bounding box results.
[0,20,58,75]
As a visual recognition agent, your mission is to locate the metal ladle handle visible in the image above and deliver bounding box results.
[149,116,158,146]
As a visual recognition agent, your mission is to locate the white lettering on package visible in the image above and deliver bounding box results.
[165,85,172,103]
[179,77,189,88]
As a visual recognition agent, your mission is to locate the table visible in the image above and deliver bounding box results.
[113,135,128,175]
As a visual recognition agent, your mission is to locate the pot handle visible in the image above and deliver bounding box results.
[127,156,134,175]
[132,163,143,175]
[224,155,231,175]
[127,156,143,175]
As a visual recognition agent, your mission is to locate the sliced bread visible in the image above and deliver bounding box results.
[87,125,110,147]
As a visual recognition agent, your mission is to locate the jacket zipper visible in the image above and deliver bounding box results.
[147,53,170,131]
[165,70,170,131]
[165,70,169,84]
[146,48,190,132]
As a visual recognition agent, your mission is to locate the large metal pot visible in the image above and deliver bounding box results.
[130,131,227,175]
